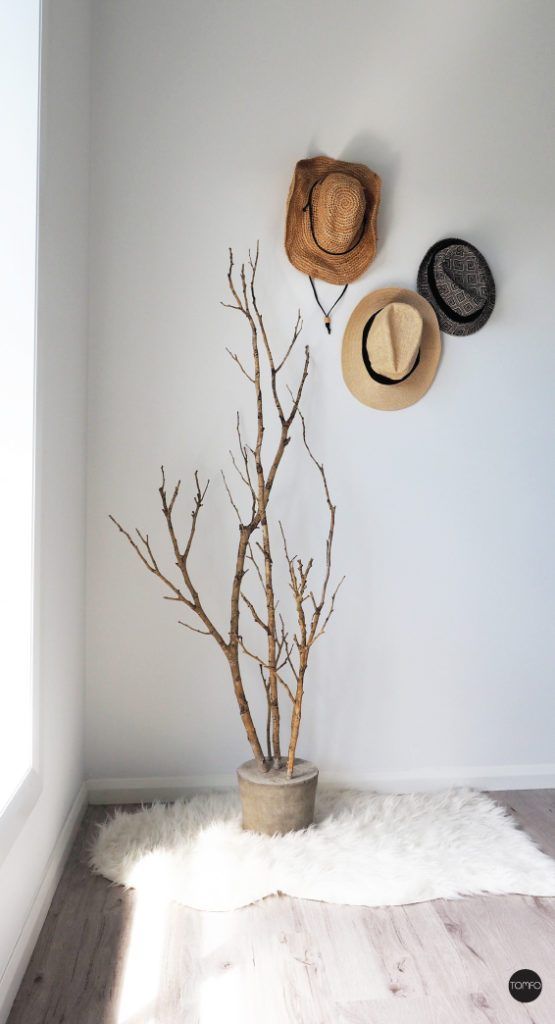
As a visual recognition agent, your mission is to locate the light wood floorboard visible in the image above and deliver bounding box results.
[7,790,555,1024]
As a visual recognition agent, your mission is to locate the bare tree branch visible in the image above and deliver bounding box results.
[314,575,346,641]
[111,246,342,779]
[239,637,294,701]
[109,514,192,607]
[221,469,242,523]
[259,666,272,762]
[179,620,211,635]
[275,311,303,373]
[226,347,255,383]
[241,592,269,633]
[246,542,265,593]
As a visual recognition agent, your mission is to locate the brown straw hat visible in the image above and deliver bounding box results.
[342,288,441,411]
[285,155,381,285]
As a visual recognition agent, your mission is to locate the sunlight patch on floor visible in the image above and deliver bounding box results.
[198,908,247,1024]
[116,889,168,1024]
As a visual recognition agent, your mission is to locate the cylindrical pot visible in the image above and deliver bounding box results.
[237,757,318,835]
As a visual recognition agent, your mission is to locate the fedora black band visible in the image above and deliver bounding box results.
[426,238,487,325]
[303,174,367,257]
[361,309,421,386]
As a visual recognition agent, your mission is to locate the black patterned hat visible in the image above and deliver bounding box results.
[417,238,495,336]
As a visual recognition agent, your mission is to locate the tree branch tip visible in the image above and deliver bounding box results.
[179,619,211,636]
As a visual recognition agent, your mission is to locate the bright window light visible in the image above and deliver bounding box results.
[0,0,40,814]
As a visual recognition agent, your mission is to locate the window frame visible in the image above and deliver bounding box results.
[0,0,44,865]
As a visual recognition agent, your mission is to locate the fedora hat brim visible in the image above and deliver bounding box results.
[342,288,441,411]
[285,155,381,285]
[417,238,495,336]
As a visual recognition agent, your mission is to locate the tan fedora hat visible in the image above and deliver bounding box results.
[285,155,381,285]
[342,288,441,411]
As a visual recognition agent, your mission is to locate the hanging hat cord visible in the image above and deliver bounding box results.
[309,277,348,334]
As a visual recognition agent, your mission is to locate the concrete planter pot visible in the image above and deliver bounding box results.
[237,757,318,835]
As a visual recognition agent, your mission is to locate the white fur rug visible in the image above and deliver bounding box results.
[90,788,555,911]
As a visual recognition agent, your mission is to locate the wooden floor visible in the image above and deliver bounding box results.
[7,790,555,1024]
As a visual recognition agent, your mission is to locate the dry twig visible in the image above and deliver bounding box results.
[110,246,342,776]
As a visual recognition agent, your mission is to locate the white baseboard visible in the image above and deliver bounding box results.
[322,764,555,793]
[0,782,88,1024]
[87,763,555,804]
[87,774,235,804]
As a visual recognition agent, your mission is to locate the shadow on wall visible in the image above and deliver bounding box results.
[340,132,401,250]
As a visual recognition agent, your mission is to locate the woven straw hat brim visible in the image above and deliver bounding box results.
[417,238,495,336]
[285,156,381,285]
[342,288,441,411]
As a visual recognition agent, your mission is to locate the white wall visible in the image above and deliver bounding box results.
[86,0,555,787]
[0,0,89,1011]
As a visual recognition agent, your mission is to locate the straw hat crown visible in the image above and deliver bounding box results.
[342,287,441,411]
[367,303,422,380]
[311,173,366,255]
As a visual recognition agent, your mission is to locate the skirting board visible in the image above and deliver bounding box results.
[0,783,88,1024]
[87,763,555,804]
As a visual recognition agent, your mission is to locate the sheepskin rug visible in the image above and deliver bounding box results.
[90,788,555,911]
